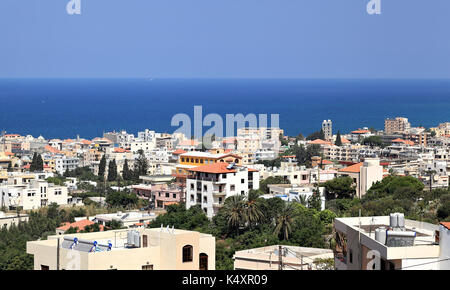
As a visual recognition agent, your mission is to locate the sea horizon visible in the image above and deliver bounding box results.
[1,78,450,140]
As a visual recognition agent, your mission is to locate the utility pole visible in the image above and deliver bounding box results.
[56,237,60,270]
[278,245,283,270]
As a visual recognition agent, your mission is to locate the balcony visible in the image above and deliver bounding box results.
[212,190,226,196]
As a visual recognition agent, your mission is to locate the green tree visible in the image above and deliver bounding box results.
[36,154,44,171]
[274,202,295,240]
[30,152,37,172]
[133,150,148,180]
[335,131,342,146]
[323,176,356,200]
[259,176,290,193]
[107,159,117,182]
[122,159,132,181]
[98,154,107,179]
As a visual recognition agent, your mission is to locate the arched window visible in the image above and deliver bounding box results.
[182,245,193,262]
[199,253,208,270]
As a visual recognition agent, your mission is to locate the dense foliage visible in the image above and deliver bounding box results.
[148,190,333,269]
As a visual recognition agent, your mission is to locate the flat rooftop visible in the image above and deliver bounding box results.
[335,216,438,247]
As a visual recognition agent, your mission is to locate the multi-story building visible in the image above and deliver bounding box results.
[185,163,259,218]
[54,155,80,175]
[430,122,450,137]
[0,211,29,229]
[27,227,215,270]
[103,130,135,144]
[137,129,156,142]
[385,117,411,134]
[334,214,450,270]
[337,158,384,198]
[172,151,243,185]
[0,179,69,210]
[133,183,184,209]
[322,120,332,141]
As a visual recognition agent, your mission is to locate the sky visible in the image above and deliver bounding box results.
[1,0,450,79]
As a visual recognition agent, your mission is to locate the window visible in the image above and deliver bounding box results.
[199,253,208,270]
[349,249,353,264]
[230,185,235,191]
[173,193,177,198]
[222,174,226,178]
[241,179,245,184]
[190,184,194,190]
[165,192,169,198]
[142,235,148,248]
[142,265,153,270]
[41,265,49,270]
[182,245,193,262]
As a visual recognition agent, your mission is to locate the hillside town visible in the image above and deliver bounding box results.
[1,117,450,270]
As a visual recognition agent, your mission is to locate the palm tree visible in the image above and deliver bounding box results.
[223,195,245,234]
[243,190,264,228]
[274,202,295,240]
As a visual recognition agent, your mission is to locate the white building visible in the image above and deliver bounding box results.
[0,179,69,210]
[322,120,332,141]
[334,214,450,270]
[185,163,259,218]
[137,129,156,142]
[55,155,80,175]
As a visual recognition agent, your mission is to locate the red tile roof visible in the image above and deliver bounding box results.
[189,162,237,174]
[308,139,333,146]
[57,219,104,232]
[172,149,187,155]
[44,145,61,154]
[189,162,258,174]
[441,222,450,230]
[339,162,363,173]
[351,129,371,134]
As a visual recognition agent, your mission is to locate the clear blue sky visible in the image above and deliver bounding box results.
[1,0,449,79]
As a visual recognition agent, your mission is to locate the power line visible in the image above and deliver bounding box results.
[395,257,450,270]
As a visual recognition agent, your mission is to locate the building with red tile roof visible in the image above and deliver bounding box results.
[56,219,104,235]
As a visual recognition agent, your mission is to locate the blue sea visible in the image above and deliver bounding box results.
[1,78,450,139]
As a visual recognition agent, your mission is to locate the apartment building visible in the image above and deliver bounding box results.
[137,129,156,142]
[430,122,450,137]
[322,120,333,141]
[185,163,259,218]
[27,227,215,270]
[172,151,243,184]
[120,140,156,153]
[0,179,69,210]
[54,155,80,175]
[0,211,29,229]
[133,183,184,209]
[337,158,384,198]
[260,162,337,185]
[334,214,450,270]
[385,117,411,134]
[349,128,373,142]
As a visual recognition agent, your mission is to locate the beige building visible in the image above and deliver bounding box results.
[385,117,411,134]
[0,212,29,229]
[337,158,384,198]
[430,122,450,137]
[27,227,215,270]
[234,245,333,270]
